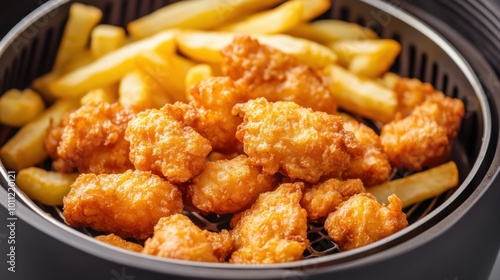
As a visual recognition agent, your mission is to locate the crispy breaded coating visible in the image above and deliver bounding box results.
[46,102,135,174]
[187,154,277,215]
[394,78,435,117]
[222,35,336,114]
[142,214,218,262]
[342,119,392,186]
[125,108,212,183]
[380,93,464,171]
[301,178,365,221]
[203,229,234,262]
[186,77,245,153]
[95,234,143,253]
[63,170,183,240]
[233,98,359,183]
[324,193,408,251]
[229,182,309,264]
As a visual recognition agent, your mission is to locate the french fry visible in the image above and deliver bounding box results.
[300,0,331,21]
[287,20,378,44]
[0,88,45,127]
[119,71,172,111]
[127,0,286,39]
[216,0,304,34]
[329,39,401,78]
[0,99,80,171]
[135,51,195,103]
[32,72,60,103]
[185,64,214,88]
[61,50,95,73]
[49,30,177,99]
[381,72,401,89]
[17,167,79,206]
[80,83,119,105]
[323,64,397,123]
[367,161,459,208]
[176,30,337,68]
[90,24,127,58]
[52,3,102,72]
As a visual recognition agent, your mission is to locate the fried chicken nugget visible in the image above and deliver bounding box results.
[95,234,143,253]
[229,182,309,264]
[380,93,464,171]
[46,102,135,174]
[233,98,359,183]
[142,214,219,262]
[125,108,212,183]
[63,170,183,240]
[342,119,392,186]
[324,193,408,251]
[186,77,245,153]
[394,78,436,117]
[301,178,365,221]
[222,35,336,114]
[203,229,234,262]
[187,154,278,215]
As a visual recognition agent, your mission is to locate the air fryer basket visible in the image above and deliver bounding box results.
[0,0,495,279]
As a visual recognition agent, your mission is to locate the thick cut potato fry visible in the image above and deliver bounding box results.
[176,30,337,69]
[287,20,378,44]
[135,51,195,102]
[300,0,331,21]
[0,99,80,171]
[119,71,172,111]
[0,88,45,127]
[330,39,401,78]
[367,161,459,208]
[90,24,127,58]
[185,64,214,88]
[324,65,397,123]
[80,84,119,105]
[52,3,102,72]
[217,0,304,34]
[17,167,79,206]
[49,30,176,99]
[128,0,286,39]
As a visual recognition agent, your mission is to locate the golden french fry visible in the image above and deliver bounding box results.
[381,72,401,89]
[80,83,119,105]
[119,71,172,111]
[90,24,127,58]
[216,0,304,34]
[127,0,286,39]
[329,39,401,78]
[17,167,79,206]
[52,3,102,72]
[324,64,397,123]
[0,99,80,171]
[49,30,177,99]
[0,88,45,127]
[287,20,378,44]
[300,0,331,21]
[185,64,214,89]
[176,30,337,68]
[135,51,195,103]
[367,161,459,208]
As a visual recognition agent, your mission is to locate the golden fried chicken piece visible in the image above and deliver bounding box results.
[394,78,435,117]
[342,119,392,186]
[142,214,218,262]
[229,182,309,264]
[187,154,277,215]
[222,35,336,114]
[125,108,212,183]
[301,178,365,221]
[186,77,245,153]
[63,170,183,240]
[203,229,234,262]
[324,193,408,251]
[46,102,135,174]
[380,93,464,171]
[95,234,143,253]
[233,98,359,183]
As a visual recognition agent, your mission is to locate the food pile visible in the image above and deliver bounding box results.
[0,0,463,264]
